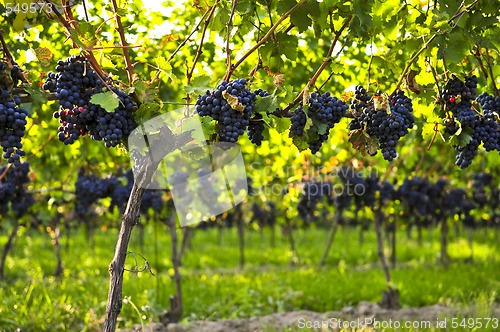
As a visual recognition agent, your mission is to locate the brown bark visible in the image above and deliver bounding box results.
[0,221,19,279]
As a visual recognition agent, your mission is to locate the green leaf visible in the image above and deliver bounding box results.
[292,135,309,151]
[316,122,329,135]
[348,129,378,156]
[23,82,47,113]
[449,125,473,147]
[200,116,217,138]
[442,31,472,63]
[277,0,297,14]
[90,91,119,113]
[351,0,373,31]
[134,102,162,125]
[330,62,344,74]
[184,75,213,95]
[272,117,291,134]
[255,94,279,114]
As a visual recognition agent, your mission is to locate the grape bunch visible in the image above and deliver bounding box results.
[195,79,266,143]
[442,77,500,168]
[289,91,348,153]
[348,87,414,161]
[0,162,34,217]
[472,172,492,207]
[442,75,478,127]
[306,92,348,153]
[476,92,500,152]
[246,89,270,146]
[297,180,332,222]
[247,113,265,146]
[74,168,113,218]
[0,61,28,165]
[43,55,138,147]
[477,92,500,115]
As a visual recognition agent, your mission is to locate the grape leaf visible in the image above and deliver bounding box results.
[255,94,279,114]
[348,129,378,156]
[33,47,52,67]
[449,126,474,147]
[271,117,291,134]
[90,91,119,113]
[135,102,162,125]
[184,75,212,95]
[316,122,329,135]
[222,91,245,112]
[292,135,309,151]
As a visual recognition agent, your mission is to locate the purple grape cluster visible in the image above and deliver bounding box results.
[289,91,348,153]
[43,55,137,147]
[74,168,113,218]
[247,113,265,146]
[475,92,500,152]
[442,75,478,127]
[195,79,266,143]
[306,92,348,153]
[348,87,414,161]
[441,77,500,168]
[0,61,28,165]
[0,162,34,217]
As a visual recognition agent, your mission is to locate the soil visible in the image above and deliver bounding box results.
[124,301,500,331]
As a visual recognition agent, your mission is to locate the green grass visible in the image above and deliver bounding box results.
[0,222,499,331]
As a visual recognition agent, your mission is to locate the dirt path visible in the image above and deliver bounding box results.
[126,301,500,331]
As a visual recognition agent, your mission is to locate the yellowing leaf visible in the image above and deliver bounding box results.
[222,91,245,112]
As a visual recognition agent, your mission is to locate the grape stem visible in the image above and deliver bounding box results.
[0,31,28,84]
[392,0,478,95]
[484,48,499,96]
[168,8,211,62]
[185,0,220,107]
[281,15,353,114]
[110,0,135,86]
[223,0,239,82]
[225,0,309,80]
